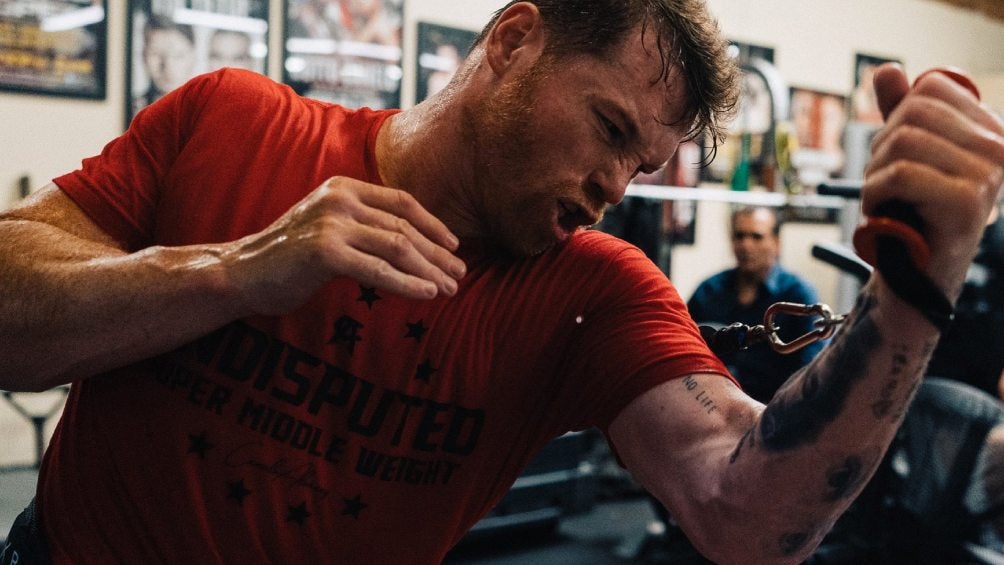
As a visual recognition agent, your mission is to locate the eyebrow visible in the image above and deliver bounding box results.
[606,103,640,143]
[599,100,670,174]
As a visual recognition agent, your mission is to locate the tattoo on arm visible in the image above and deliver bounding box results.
[729,427,756,464]
[779,531,810,556]
[824,447,883,502]
[891,340,936,421]
[682,375,719,415]
[871,345,917,419]
[759,292,881,452]
[825,456,864,501]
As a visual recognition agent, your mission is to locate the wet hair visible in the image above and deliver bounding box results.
[473,0,739,162]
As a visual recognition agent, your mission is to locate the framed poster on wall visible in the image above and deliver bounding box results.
[0,0,107,98]
[283,0,403,108]
[788,86,848,188]
[414,22,476,103]
[126,0,270,124]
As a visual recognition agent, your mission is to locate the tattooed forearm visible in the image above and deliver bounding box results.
[824,446,883,502]
[891,340,937,421]
[760,293,881,451]
[871,345,909,418]
[779,530,812,556]
[872,382,898,419]
[825,456,863,501]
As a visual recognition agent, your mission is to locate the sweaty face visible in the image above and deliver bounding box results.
[731,210,780,279]
[465,31,690,258]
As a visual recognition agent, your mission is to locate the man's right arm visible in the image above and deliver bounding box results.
[0,178,464,392]
[0,185,234,390]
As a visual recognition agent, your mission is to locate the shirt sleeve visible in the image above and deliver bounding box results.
[52,71,227,250]
[559,242,736,432]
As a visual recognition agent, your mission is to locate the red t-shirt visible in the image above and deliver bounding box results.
[44,68,731,563]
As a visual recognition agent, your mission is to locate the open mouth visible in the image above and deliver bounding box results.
[557,199,599,236]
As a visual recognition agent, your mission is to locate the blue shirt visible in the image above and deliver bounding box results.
[686,264,823,403]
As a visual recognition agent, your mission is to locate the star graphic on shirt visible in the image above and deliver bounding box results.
[404,320,428,342]
[226,479,252,505]
[341,494,367,519]
[357,286,382,309]
[286,502,311,525]
[415,359,437,382]
[187,432,213,459]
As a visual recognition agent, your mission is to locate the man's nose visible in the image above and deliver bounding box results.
[587,166,634,206]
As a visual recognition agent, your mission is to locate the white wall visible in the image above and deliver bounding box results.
[2,0,1004,464]
[4,0,1004,210]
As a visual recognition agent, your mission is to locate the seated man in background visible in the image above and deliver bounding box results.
[687,206,822,403]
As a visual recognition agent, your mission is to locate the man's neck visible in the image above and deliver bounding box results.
[735,267,770,306]
[375,93,484,240]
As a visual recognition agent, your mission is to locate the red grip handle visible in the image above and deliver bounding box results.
[853,67,981,270]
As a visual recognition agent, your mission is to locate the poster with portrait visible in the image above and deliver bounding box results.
[414,22,476,103]
[126,0,270,124]
[0,0,107,98]
[283,0,403,108]
[788,87,848,188]
[851,53,899,125]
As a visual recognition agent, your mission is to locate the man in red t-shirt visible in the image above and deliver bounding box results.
[2,1,1003,563]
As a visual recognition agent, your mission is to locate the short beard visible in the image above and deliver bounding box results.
[465,59,558,258]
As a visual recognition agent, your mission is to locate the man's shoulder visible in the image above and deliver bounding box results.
[193,68,298,105]
[562,230,665,274]
[567,230,639,257]
[541,230,670,289]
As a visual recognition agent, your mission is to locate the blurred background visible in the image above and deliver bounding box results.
[3,0,1004,562]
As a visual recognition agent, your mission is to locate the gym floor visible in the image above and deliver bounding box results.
[445,496,666,565]
[0,469,671,564]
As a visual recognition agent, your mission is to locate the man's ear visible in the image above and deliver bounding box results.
[484,2,545,78]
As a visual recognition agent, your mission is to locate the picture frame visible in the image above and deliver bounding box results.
[851,53,900,125]
[0,0,108,99]
[414,22,476,104]
[283,0,403,109]
[126,0,270,125]
[788,86,848,188]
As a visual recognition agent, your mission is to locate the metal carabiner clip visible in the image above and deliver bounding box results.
[763,302,844,354]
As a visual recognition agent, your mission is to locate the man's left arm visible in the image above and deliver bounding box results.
[608,66,1004,565]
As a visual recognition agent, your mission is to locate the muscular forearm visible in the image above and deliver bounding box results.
[718,279,939,562]
[0,218,236,391]
[0,177,465,391]
[617,66,1003,565]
